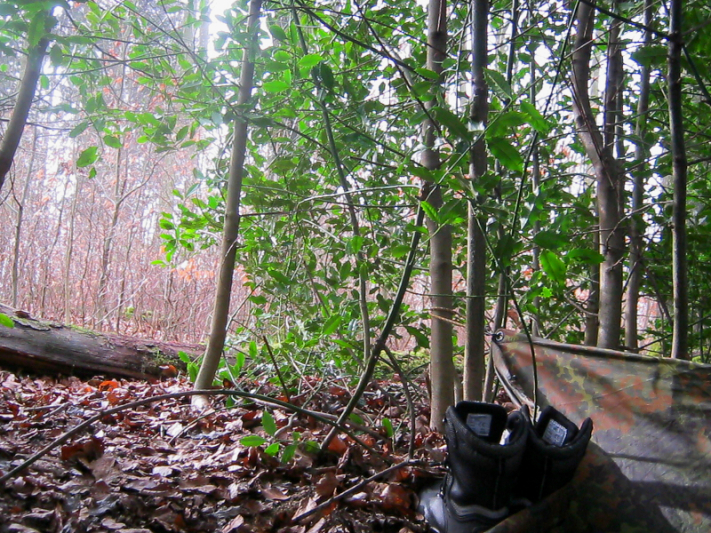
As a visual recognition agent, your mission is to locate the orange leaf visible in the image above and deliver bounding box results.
[327,436,348,455]
[160,365,178,378]
[379,484,411,511]
[99,380,120,391]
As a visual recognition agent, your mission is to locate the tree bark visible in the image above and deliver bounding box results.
[585,222,600,346]
[0,304,195,380]
[12,129,39,308]
[463,0,489,400]
[668,0,688,360]
[424,0,456,431]
[625,0,653,350]
[194,0,262,392]
[0,36,48,193]
[571,2,625,350]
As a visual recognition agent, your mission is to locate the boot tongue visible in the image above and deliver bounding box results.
[453,402,507,443]
[466,413,494,438]
[541,418,571,446]
[537,407,579,447]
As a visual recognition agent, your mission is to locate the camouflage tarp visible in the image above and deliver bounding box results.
[488,329,711,533]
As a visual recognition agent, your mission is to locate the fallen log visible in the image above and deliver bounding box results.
[0,303,200,380]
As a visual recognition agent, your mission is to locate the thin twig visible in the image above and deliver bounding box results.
[263,335,292,403]
[382,346,417,459]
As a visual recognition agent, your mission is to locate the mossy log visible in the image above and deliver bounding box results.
[0,304,201,380]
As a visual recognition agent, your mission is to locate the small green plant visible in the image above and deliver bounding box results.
[239,410,317,463]
[178,351,200,382]
[0,314,14,328]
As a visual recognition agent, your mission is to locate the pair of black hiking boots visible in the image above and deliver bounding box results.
[419,401,593,533]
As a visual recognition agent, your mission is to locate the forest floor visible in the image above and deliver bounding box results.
[0,368,451,533]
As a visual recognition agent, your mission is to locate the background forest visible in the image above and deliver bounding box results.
[1,0,710,427]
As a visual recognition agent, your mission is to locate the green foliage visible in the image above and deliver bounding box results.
[4,0,708,369]
[0,314,14,328]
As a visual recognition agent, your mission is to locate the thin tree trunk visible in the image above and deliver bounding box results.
[571,2,625,350]
[424,0,456,431]
[64,157,82,324]
[96,146,125,329]
[194,0,262,393]
[463,0,489,400]
[585,222,600,346]
[528,41,542,338]
[625,0,653,350]
[0,34,48,192]
[485,0,519,402]
[12,129,39,307]
[668,0,688,359]
[484,272,507,401]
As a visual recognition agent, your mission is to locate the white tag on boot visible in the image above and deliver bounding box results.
[466,413,493,437]
[542,419,568,446]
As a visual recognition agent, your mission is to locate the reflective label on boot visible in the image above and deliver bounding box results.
[542,419,568,446]
[466,413,493,437]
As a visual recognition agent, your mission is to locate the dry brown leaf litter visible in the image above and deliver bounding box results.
[0,370,446,533]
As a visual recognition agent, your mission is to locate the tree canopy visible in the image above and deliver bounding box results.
[1,0,711,408]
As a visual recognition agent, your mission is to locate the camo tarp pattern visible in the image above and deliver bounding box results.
[488,329,711,533]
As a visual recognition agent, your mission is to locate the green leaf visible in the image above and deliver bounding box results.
[298,54,323,70]
[178,351,191,364]
[104,135,122,149]
[485,69,512,99]
[322,315,341,335]
[262,410,277,436]
[391,244,411,259]
[303,440,320,454]
[415,68,439,80]
[69,121,90,138]
[567,248,605,265]
[269,25,288,42]
[27,11,48,47]
[249,294,268,305]
[382,418,394,438]
[262,80,290,93]
[49,44,63,66]
[241,435,267,447]
[159,219,175,230]
[319,63,335,91]
[281,443,297,463]
[432,107,469,139]
[0,313,14,328]
[520,101,551,135]
[76,146,99,168]
[188,362,199,382]
[487,111,526,138]
[233,351,246,373]
[405,326,430,349]
[539,250,567,283]
[488,138,523,172]
[346,235,364,254]
[421,201,439,224]
[269,269,291,285]
[532,230,567,250]
[631,45,667,68]
[265,442,280,456]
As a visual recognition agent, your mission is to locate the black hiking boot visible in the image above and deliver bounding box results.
[517,405,593,504]
[418,402,528,533]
